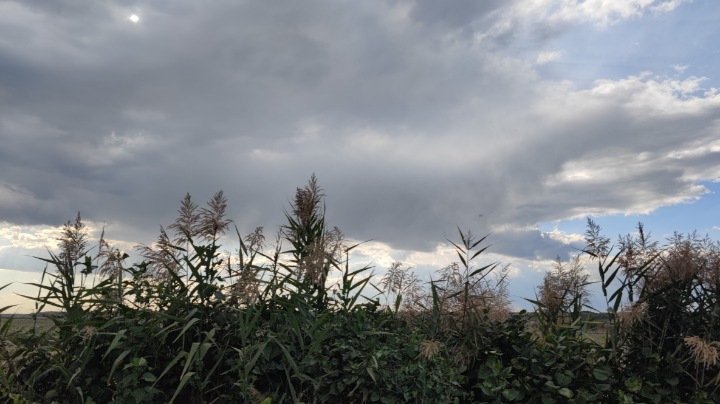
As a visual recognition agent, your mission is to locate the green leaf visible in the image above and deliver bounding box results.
[558,388,573,398]
[456,251,468,268]
[604,267,619,289]
[108,350,131,381]
[446,239,466,254]
[141,372,157,382]
[275,340,302,380]
[469,262,494,278]
[470,233,490,250]
[102,329,127,360]
[153,351,185,387]
[555,372,571,386]
[477,365,493,379]
[180,342,201,381]
[470,246,491,262]
[612,290,623,313]
[502,389,522,401]
[523,298,546,308]
[367,367,377,382]
[173,317,200,343]
[593,367,612,381]
[242,341,269,376]
[0,316,14,335]
[169,372,196,404]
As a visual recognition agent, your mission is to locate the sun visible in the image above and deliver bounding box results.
[129,14,140,23]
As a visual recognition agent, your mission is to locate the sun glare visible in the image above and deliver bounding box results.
[129,14,140,23]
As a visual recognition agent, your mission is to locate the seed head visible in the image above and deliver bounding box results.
[684,336,720,368]
[420,340,440,360]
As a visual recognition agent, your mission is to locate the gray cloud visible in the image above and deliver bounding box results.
[0,0,717,264]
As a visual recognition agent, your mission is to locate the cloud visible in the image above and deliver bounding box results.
[652,0,692,14]
[0,0,716,268]
[516,0,691,25]
[542,228,585,245]
[0,223,64,251]
[475,0,693,44]
[536,51,565,65]
[672,64,690,73]
[0,220,134,255]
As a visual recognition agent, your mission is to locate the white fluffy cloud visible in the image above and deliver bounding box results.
[536,51,565,65]
[0,223,63,251]
[510,0,690,26]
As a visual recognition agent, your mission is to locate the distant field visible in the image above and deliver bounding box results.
[583,331,606,345]
[2,317,55,335]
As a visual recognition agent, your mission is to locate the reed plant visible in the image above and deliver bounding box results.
[1,177,718,403]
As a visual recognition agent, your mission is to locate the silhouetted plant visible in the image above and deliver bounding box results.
[536,253,592,326]
[2,180,720,404]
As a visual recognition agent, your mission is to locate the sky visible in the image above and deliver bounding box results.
[1,0,720,312]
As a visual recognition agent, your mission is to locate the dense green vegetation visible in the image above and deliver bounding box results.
[1,177,719,403]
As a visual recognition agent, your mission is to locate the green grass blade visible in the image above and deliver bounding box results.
[180,342,200,381]
[469,263,494,278]
[169,372,196,404]
[470,245,491,261]
[102,329,127,361]
[153,351,186,387]
[108,349,131,380]
[173,317,200,343]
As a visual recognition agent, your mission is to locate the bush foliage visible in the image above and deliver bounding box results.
[1,177,719,403]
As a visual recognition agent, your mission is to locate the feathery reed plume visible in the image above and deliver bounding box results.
[617,301,646,330]
[536,254,592,324]
[57,212,89,265]
[245,226,266,254]
[324,226,346,263]
[434,260,511,322]
[291,173,324,228]
[168,192,201,243]
[420,340,440,360]
[79,325,97,343]
[200,190,232,241]
[227,227,267,303]
[134,225,183,279]
[684,336,720,369]
[294,227,346,286]
[380,261,424,312]
[584,217,610,260]
[616,222,660,300]
[283,174,341,288]
[483,263,512,321]
[96,228,128,278]
[661,231,720,287]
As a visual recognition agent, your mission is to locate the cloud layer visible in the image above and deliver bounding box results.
[0,0,717,267]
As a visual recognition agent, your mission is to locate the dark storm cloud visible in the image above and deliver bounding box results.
[0,0,718,262]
